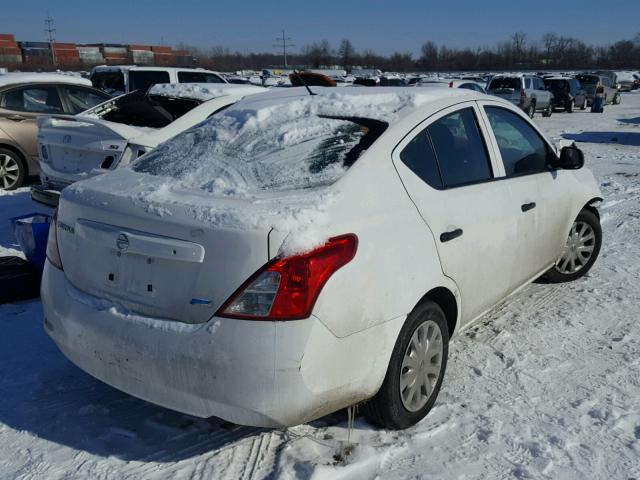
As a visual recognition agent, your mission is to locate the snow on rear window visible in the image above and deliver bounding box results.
[133,110,374,195]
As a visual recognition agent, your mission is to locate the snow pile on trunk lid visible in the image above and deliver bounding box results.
[147,83,265,102]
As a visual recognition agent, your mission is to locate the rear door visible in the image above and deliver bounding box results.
[393,102,520,324]
[0,84,65,161]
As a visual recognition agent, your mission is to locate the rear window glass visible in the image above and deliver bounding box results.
[133,115,387,193]
[129,71,171,92]
[488,77,520,90]
[177,71,226,83]
[544,80,569,92]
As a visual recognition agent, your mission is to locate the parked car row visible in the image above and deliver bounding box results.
[30,81,604,431]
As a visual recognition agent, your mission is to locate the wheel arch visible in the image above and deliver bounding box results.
[583,197,603,219]
[419,286,459,338]
[0,142,29,174]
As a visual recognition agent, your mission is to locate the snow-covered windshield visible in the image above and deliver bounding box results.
[132,112,386,195]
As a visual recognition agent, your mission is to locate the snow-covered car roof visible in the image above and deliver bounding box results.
[147,83,266,101]
[0,72,92,88]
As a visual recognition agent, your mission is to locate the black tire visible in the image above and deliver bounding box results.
[544,209,602,283]
[566,99,574,113]
[363,301,449,430]
[542,101,553,117]
[526,102,535,118]
[613,94,621,105]
[580,98,587,110]
[0,148,26,191]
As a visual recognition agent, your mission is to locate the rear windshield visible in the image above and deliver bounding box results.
[132,114,387,194]
[129,70,171,91]
[99,90,202,128]
[544,79,569,92]
[488,77,521,90]
[576,75,598,84]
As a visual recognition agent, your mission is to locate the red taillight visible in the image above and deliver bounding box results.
[217,234,358,320]
[520,89,527,103]
[46,209,63,270]
[448,81,453,88]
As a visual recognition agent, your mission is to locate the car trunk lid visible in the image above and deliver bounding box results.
[56,171,272,324]
[37,115,146,182]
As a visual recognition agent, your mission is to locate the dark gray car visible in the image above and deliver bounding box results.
[543,77,587,112]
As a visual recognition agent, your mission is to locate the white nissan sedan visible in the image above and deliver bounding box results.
[41,87,602,429]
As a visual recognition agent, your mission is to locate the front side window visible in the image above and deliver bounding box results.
[129,71,171,92]
[2,86,63,113]
[485,107,554,176]
[178,71,226,84]
[61,85,111,114]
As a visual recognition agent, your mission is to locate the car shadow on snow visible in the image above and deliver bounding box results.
[0,300,274,465]
[617,116,640,125]
[562,131,640,146]
[0,299,346,472]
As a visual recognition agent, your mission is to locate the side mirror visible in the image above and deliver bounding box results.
[559,146,584,169]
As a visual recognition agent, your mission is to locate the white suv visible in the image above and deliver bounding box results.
[42,87,602,429]
[89,66,227,96]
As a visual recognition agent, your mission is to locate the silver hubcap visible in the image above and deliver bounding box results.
[400,320,443,412]
[0,153,20,189]
[555,221,596,274]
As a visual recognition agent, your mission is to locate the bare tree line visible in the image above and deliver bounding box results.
[180,32,640,72]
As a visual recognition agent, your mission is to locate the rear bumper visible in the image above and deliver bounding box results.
[30,185,60,207]
[41,262,389,427]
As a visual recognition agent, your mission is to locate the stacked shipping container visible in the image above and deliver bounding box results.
[0,34,22,65]
[0,34,195,68]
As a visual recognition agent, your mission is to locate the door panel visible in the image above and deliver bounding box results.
[393,102,519,325]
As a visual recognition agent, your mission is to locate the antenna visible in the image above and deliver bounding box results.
[273,30,294,68]
[44,11,57,65]
[293,69,315,96]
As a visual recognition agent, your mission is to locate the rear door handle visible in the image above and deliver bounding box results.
[440,228,463,243]
[6,114,27,122]
[521,202,536,212]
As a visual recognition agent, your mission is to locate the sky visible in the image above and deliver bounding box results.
[2,0,639,56]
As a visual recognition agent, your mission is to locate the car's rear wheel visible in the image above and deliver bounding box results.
[580,98,587,110]
[0,149,25,191]
[545,209,602,283]
[363,301,449,430]
[542,101,553,117]
[613,94,621,105]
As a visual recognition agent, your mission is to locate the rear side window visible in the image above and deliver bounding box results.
[177,71,226,83]
[2,86,63,113]
[485,107,553,176]
[401,107,493,189]
[400,128,442,188]
[60,85,110,114]
[129,71,171,92]
[91,71,125,95]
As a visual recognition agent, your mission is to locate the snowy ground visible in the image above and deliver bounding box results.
[1,93,640,480]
